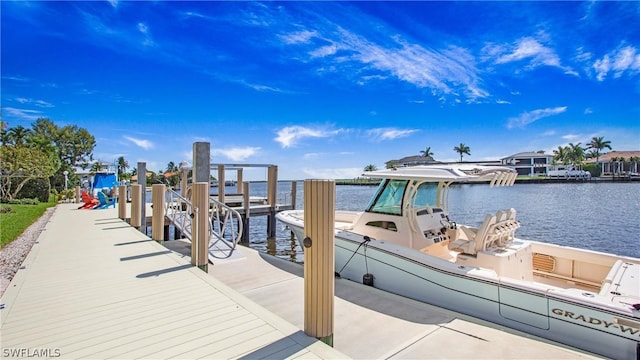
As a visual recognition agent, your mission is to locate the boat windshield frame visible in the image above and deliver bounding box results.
[366,179,408,215]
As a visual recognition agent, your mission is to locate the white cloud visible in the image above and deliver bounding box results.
[507,106,567,129]
[487,36,575,75]
[3,107,43,121]
[496,99,511,105]
[108,0,118,8]
[584,108,593,115]
[302,167,362,179]
[366,128,418,141]
[275,125,342,148]
[562,134,580,141]
[15,97,54,108]
[137,22,155,47]
[280,25,488,101]
[279,30,318,45]
[137,23,148,34]
[310,44,339,58]
[593,45,640,81]
[124,135,154,150]
[212,147,260,161]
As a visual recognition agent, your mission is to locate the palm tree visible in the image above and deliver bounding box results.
[453,143,470,162]
[419,146,434,159]
[90,161,104,174]
[552,146,569,165]
[166,161,178,173]
[117,156,129,179]
[567,142,586,164]
[6,125,32,145]
[364,164,377,172]
[586,136,612,166]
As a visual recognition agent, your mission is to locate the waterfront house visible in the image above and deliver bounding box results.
[500,151,553,176]
[585,150,640,175]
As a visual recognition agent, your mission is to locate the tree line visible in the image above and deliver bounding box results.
[0,118,186,201]
[1,118,95,200]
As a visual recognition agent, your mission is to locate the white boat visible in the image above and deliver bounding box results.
[547,164,591,179]
[276,164,640,359]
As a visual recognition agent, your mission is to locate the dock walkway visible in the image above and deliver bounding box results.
[0,204,344,359]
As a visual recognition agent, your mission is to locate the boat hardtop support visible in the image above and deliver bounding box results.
[355,165,518,251]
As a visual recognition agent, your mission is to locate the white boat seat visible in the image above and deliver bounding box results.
[449,213,497,255]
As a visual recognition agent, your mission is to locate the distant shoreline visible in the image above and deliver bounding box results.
[333,176,640,186]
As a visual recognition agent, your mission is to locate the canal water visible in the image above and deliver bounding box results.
[242,181,640,262]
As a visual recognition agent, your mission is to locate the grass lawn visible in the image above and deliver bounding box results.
[0,202,56,249]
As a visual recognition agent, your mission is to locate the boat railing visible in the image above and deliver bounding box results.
[164,188,242,260]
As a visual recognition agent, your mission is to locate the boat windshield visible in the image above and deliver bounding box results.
[367,179,408,215]
[411,181,438,208]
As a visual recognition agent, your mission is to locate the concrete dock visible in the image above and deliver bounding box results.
[1,204,599,359]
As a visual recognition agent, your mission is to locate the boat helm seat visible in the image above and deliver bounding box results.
[448,213,496,255]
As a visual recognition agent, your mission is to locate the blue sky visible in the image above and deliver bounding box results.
[2,1,639,180]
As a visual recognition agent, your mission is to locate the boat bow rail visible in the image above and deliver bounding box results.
[165,188,243,260]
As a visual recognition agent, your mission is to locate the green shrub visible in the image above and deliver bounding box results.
[584,163,601,177]
[14,177,51,203]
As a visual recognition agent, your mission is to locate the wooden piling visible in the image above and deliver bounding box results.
[130,184,142,229]
[236,169,243,194]
[137,162,147,233]
[303,179,335,346]
[217,164,225,204]
[241,181,250,244]
[118,185,127,220]
[191,182,209,272]
[266,165,277,238]
[151,184,166,242]
[291,180,297,209]
[75,186,81,204]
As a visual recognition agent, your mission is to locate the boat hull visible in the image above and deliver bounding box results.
[282,220,640,359]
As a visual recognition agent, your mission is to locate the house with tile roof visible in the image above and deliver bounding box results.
[585,151,640,175]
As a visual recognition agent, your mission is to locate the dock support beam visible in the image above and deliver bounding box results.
[130,184,142,230]
[118,185,127,220]
[241,181,250,244]
[75,186,81,204]
[303,179,335,347]
[191,182,209,272]
[137,162,147,234]
[266,165,277,238]
[192,142,210,184]
[151,184,166,242]
[217,164,225,204]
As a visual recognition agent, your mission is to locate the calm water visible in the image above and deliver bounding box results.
[244,181,640,262]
